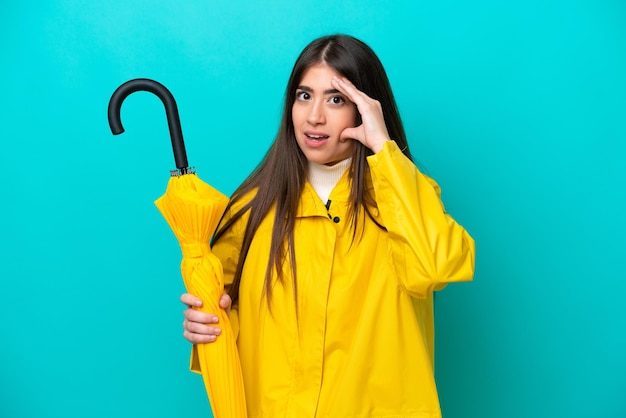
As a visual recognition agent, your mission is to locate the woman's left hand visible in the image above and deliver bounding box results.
[331,76,391,153]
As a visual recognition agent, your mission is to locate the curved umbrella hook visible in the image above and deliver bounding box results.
[108,78,189,170]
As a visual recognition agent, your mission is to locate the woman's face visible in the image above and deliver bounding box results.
[292,64,357,166]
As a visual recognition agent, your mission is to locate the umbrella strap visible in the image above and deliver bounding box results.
[180,242,210,258]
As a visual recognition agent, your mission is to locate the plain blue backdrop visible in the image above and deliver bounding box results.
[1,1,624,417]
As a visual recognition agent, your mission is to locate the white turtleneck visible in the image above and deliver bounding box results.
[307,158,352,204]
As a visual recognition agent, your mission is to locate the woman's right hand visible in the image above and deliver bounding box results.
[181,292,232,343]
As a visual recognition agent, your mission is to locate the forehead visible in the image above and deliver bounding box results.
[298,64,342,87]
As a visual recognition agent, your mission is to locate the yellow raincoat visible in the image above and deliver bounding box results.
[192,141,475,418]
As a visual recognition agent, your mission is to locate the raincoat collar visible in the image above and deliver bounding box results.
[297,166,351,218]
[296,167,374,219]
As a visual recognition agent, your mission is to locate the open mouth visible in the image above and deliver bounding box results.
[306,134,329,141]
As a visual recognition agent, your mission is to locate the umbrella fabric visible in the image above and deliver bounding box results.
[154,173,247,418]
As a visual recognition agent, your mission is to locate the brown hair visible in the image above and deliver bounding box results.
[213,34,413,307]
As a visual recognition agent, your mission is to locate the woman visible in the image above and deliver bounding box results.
[182,34,475,417]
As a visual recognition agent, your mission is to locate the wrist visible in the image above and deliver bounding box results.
[370,139,390,154]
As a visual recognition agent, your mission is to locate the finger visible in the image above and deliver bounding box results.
[183,319,222,336]
[184,307,218,324]
[180,293,202,308]
[331,76,370,107]
[332,77,384,130]
[339,126,362,144]
[183,329,218,344]
[219,294,232,310]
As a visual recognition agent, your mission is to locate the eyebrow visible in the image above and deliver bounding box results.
[297,85,342,95]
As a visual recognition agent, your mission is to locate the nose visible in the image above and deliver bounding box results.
[307,100,326,125]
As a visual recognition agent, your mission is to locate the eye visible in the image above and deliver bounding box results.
[329,95,345,105]
[296,91,311,101]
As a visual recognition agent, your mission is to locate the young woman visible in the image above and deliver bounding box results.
[181,34,475,417]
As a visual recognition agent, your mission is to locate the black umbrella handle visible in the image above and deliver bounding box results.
[108,78,189,170]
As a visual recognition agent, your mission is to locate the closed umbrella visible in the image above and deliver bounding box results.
[108,78,247,418]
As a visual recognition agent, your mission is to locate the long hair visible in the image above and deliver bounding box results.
[213,34,413,307]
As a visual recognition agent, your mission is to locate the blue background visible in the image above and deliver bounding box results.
[1,1,625,417]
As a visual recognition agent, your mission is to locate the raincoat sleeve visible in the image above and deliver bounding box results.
[367,140,475,298]
[189,203,245,373]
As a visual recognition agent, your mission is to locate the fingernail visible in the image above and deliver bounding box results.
[208,335,216,342]
[215,328,221,335]
[211,316,219,323]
